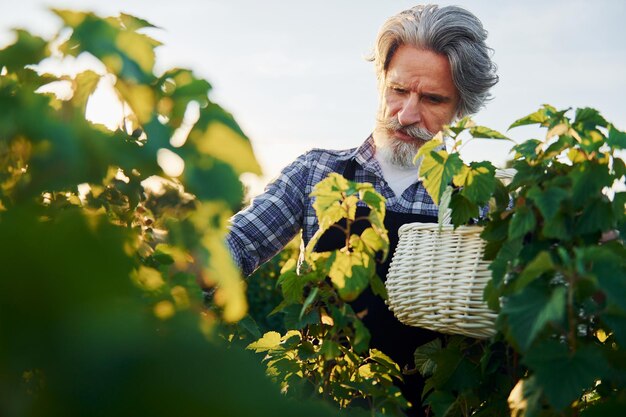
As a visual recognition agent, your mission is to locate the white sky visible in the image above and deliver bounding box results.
[2,0,625,191]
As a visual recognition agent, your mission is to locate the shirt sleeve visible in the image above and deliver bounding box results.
[226,152,310,276]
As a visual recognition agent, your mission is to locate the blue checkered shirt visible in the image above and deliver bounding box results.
[226,135,439,276]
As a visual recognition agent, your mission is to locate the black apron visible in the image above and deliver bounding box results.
[314,158,440,417]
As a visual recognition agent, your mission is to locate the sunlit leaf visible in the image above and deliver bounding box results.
[327,250,371,301]
[508,105,555,129]
[460,161,496,205]
[419,150,463,205]
[247,331,283,353]
[469,126,510,140]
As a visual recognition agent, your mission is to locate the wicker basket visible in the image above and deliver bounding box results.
[385,222,497,339]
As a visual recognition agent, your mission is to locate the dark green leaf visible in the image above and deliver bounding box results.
[320,340,341,360]
[526,185,569,220]
[512,139,541,160]
[524,340,610,410]
[508,206,536,240]
[576,198,614,235]
[449,193,479,227]
[501,284,566,351]
[414,338,442,377]
[514,251,554,291]
[607,125,626,149]
[299,286,319,320]
[601,309,626,346]
[369,274,388,300]
[577,246,626,311]
[460,161,497,205]
[238,315,262,340]
[424,391,456,417]
[570,162,612,208]
[352,319,371,354]
[574,107,608,129]
[542,213,572,240]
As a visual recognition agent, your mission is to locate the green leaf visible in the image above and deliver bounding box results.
[501,284,566,351]
[570,162,612,208]
[320,340,341,360]
[524,340,610,410]
[419,150,463,205]
[577,246,626,311]
[508,206,536,240]
[369,274,388,300]
[607,125,626,149]
[369,349,401,379]
[327,251,372,301]
[414,338,442,377]
[512,139,541,160]
[542,213,572,240]
[237,315,262,340]
[352,319,371,354]
[0,29,48,72]
[576,198,614,235]
[526,186,569,220]
[247,331,283,353]
[509,105,556,129]
[601,310,626,346]
[278,269,305,304]
[425,391,456,417]
[574,107,608,129]
[460,161,496,205]
[469,125,511,140]
[299,287,318,320]
[514,251,554,291]
[449,193,479,227]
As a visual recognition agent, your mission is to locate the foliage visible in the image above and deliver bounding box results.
[246,173,411,416]
[417,105,626,416]
[0,9,340,417]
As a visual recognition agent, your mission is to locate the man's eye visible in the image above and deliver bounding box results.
[391,87,407,94]
[425,96,443,104]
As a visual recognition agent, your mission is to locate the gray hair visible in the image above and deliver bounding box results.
[370,4,498,117]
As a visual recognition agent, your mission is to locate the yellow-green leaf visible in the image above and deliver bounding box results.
[247,331,282,353]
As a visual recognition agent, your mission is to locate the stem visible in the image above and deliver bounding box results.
[567,273,577,352]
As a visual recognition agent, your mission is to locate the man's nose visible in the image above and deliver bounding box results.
[397,94,422,127]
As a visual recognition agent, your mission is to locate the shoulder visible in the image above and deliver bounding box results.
[300,146,358,176]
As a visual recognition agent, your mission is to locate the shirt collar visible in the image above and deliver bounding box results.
[351,135,385,178]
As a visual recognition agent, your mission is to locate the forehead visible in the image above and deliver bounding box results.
[386,45,457,94]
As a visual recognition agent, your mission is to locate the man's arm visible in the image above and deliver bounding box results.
[226,153,310,276]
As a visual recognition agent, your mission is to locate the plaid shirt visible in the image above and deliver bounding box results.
[226,135,439,276]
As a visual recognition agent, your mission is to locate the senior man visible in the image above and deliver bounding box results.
[227,4,498,415]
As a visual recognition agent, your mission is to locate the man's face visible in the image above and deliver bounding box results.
[373,45,459,167]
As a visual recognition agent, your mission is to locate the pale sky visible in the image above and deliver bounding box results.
[2,0,625,191]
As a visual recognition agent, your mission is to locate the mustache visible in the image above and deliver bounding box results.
[378,116,435,141]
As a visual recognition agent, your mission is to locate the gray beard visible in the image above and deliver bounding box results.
[375,138,422,168]
[373,117,434,168]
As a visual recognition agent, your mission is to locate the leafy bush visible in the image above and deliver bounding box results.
[416,107,626,416]
[0,9,341,417]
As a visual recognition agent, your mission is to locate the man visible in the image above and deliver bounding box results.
[227,4,498,415]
